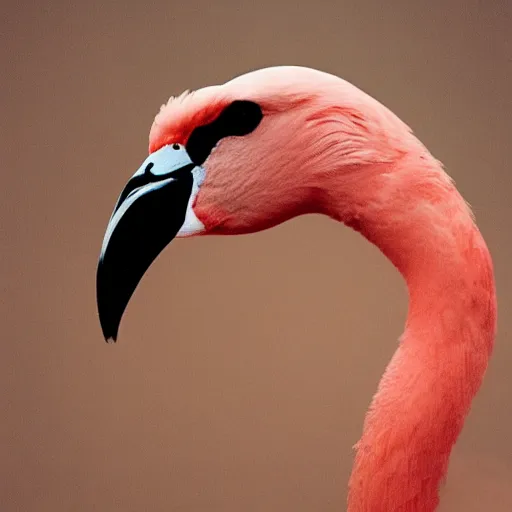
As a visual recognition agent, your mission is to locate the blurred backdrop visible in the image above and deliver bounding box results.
[2,0,511,510]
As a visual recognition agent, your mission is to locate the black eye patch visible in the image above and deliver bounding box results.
[186,100,263,166]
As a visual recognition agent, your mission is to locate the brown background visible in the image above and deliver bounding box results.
[2,0,511,510]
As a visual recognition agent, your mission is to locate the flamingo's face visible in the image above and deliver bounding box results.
[97,89,314,342]
[96,66,402,342]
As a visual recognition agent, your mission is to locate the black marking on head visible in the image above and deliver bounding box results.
[186,100,263,165]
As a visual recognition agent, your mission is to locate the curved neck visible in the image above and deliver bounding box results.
[321,153,497,511]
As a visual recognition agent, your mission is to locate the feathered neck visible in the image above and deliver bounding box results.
[319,148,496,511]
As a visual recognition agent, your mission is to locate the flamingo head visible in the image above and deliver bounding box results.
[97,66,413,341]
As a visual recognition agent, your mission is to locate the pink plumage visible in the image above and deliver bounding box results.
[98,66,497,511]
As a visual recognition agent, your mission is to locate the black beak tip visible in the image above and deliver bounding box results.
[98,310,120,344]
[97,261,122,344]
[100,314,119,343]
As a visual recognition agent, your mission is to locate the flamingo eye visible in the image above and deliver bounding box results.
[186,100,263,165]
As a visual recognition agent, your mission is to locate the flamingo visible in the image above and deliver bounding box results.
[96,66,497,511]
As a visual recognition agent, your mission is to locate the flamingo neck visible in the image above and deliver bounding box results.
[320,152,497,511]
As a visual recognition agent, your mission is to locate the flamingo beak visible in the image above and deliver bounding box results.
[96,145,195,343]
